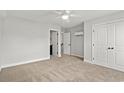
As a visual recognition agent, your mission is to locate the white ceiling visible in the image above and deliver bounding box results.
[0,10,120,28]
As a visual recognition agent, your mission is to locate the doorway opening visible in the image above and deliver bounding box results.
[62,30,84,60]
[50,30,59,59]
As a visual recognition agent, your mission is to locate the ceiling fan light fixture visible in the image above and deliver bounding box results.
[62,14,69,20]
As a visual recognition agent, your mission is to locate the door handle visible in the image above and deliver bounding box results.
[111,47,114,49]
[108,47,114,50]
[108,47,111,49]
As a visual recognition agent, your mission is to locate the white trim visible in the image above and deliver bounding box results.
[84,59,93,64]
[50,29,61,57]
[93,17,124,26]
[85,59,124,72]
[1,57,50,69]
[0,66,1,72]
[92,25,95,63]
[71,54,83,58]
[93,62,124,72]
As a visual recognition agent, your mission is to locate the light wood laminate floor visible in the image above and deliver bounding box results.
[0,55,124,82]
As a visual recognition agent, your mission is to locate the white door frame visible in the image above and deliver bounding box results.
[92,25,95,63]
[50,29,61,57]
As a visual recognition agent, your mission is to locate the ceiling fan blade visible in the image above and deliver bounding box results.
[63,18,70,22]
[65,10,71,14]
[70,14,81,17]
[54,10,64,15]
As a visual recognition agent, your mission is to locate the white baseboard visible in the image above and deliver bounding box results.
[94,62,124,72]
[84,59,124,72]
[71,54,84,58]
[84,59,93,64]
[1,57,50,69]
[0,66,1,72]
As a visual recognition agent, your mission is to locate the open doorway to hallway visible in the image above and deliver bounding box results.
[50,30,59,59]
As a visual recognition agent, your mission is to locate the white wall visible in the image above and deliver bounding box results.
[1,17,50,67]
[84,11,124,62]
[0,17,4,70]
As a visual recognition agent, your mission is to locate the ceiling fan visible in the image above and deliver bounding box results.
[54,10,80,22]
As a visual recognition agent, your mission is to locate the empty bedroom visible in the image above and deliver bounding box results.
[0,10,124,82]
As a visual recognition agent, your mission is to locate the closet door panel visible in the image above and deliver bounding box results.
[94,24,108,64]
[107,24,115,47]
[107,23,115,65]
[115,21,124,67]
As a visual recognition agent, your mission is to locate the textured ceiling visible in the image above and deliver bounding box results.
[0,10,120,28]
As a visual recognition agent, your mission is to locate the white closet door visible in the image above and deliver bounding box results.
[93,20,124,72]
[107,23,115,65]
[115,21,124,67]
[63,32,70,55]
[93,24,108,65]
